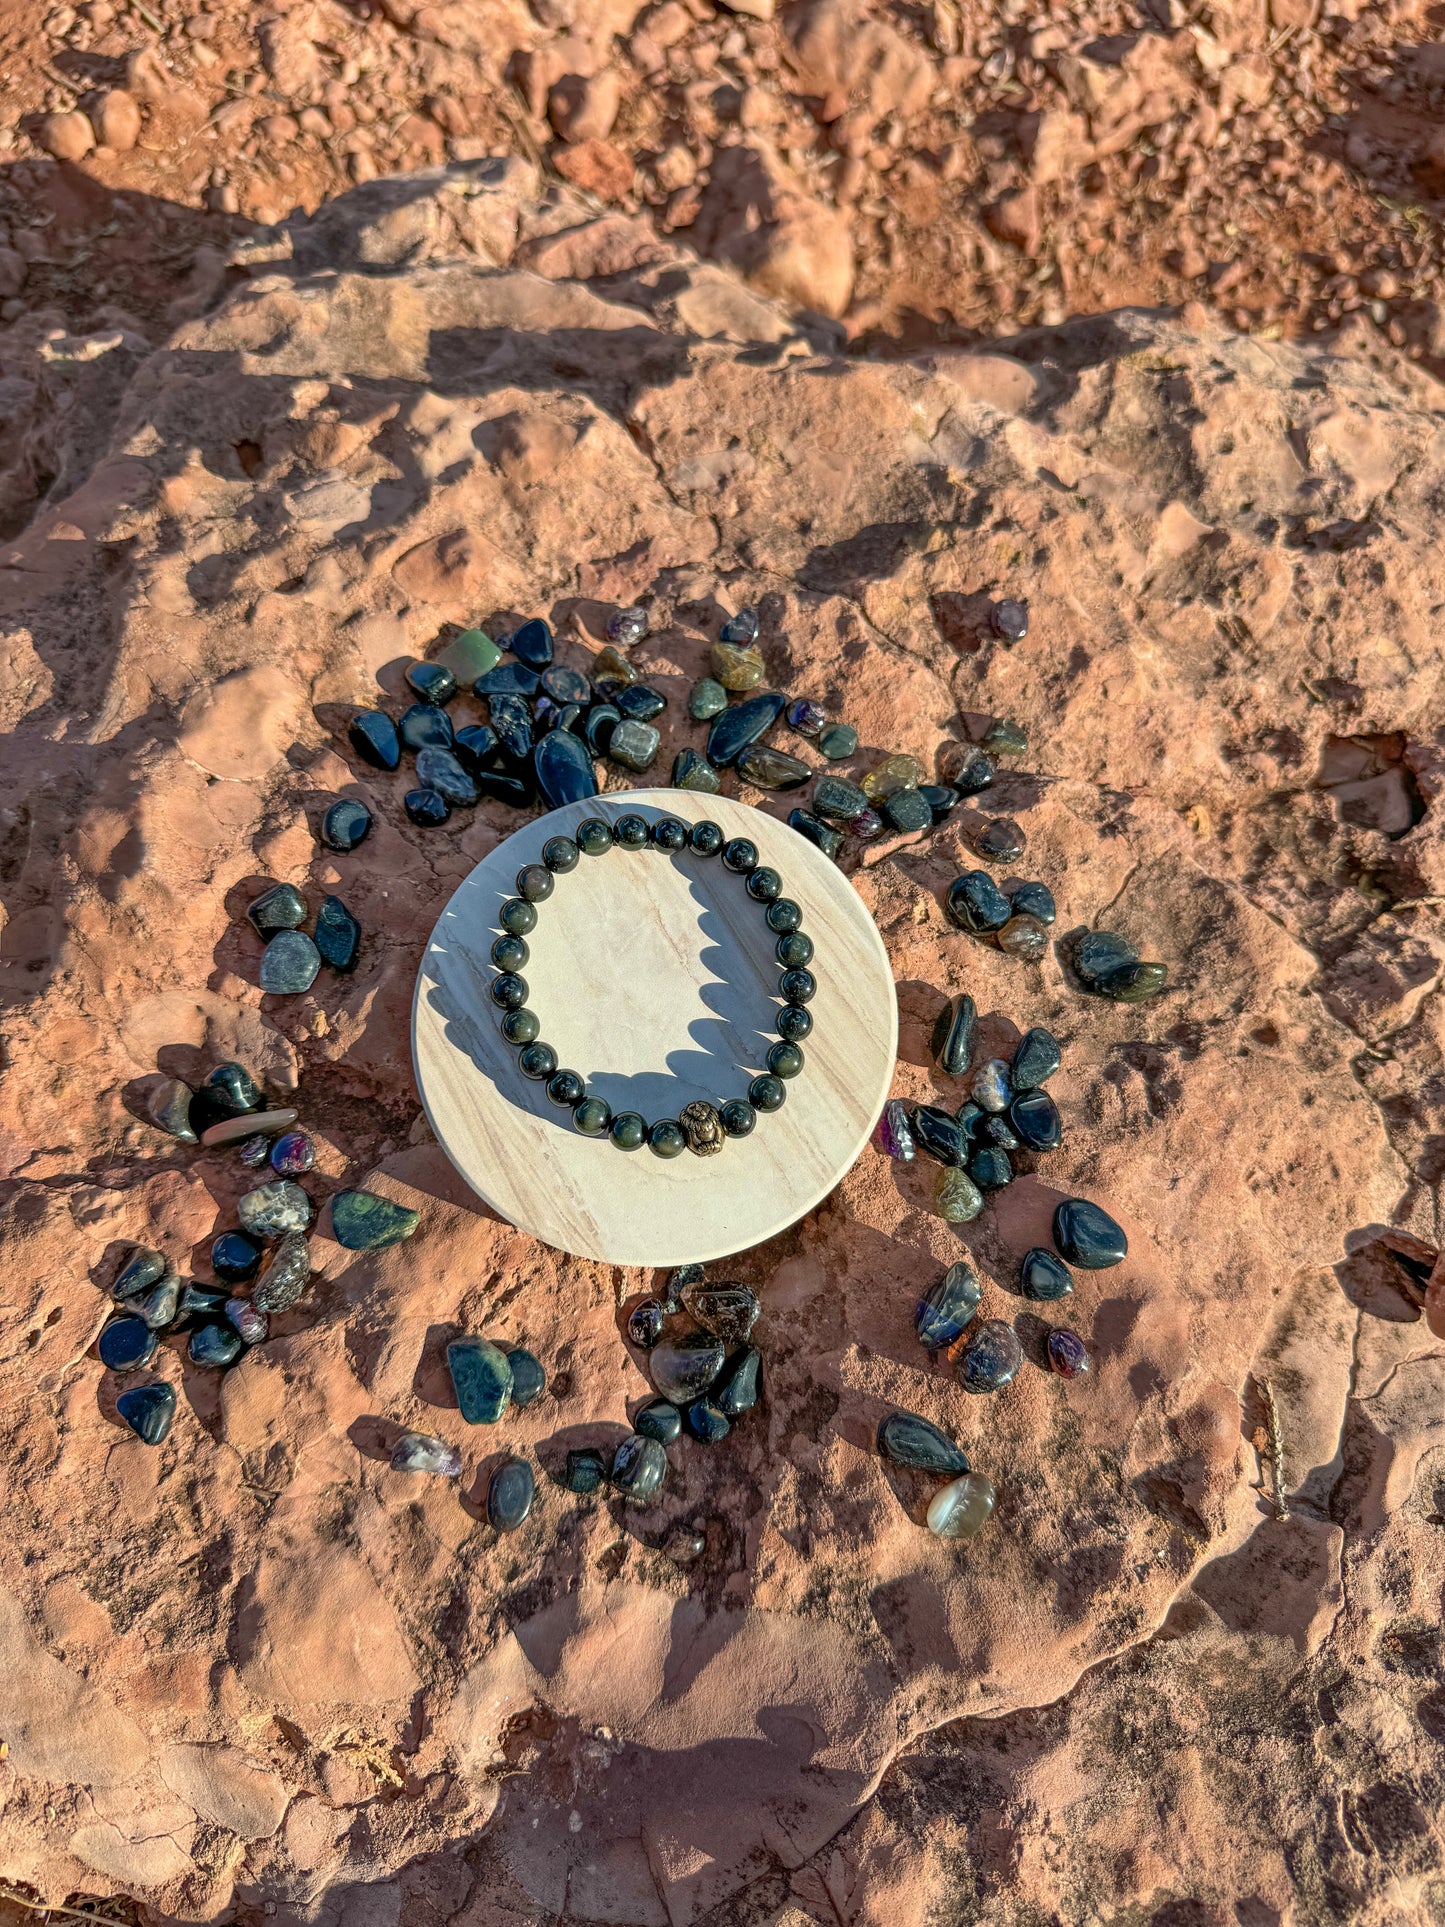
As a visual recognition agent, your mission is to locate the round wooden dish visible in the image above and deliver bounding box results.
[412,789,898,1267]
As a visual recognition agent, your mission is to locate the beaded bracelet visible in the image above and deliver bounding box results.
[489,812,816,1157]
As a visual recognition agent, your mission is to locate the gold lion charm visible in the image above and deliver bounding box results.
[679,1100,725,1157]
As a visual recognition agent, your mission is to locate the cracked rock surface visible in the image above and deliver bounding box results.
[0,163,1442,1926]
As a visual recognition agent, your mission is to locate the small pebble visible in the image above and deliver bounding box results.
[1095,960,1168,1003]
[1008,880,1055,924]
[946,870,1011,933]
[789,809,843,859]
[991,598,1028,642]
[927,1472,996,1539]
[400,701,455,752]
[971,1060,1013,1112]
[628,1300,667,1349]
[348,710,400,771]
[617,683,667,723]
[673,747,721,793]
[936,1166,985,1223]
[812,775,869,822]
[1073,931,1138,983]
[110,1247,167,1301]
[405,788,450,827]
[1010,1088,1062,1151]
[933,994,975,1076]
[884,788,933,834]
[608,719,661,772]
[116,1382,176,1445]
[564,1447,607,1493]
[916,1261,982,1348]
[738,745,811,791]
[665,1524,707,1565]
[664,1264,703,1311]
[982,718,1027,755]
[405,659,456,704]
[715,1347,761,1416]
[711,640,765,690]
[1054,1199,1127,1269]
[247,882,307,938]
[505,1346,546,1406]
[688,677,729,721]
[487,1456,535,1531]
[635,1397,683,1444]
[238,1136,271,1167]
[680,1281,760,1344]
[212,1232,262,1283]
[315,895,361,971]
[135,1274,180,1331]
[650,1333,725,1403]
[177,1284,226,1323]
[252,1232,311,1313]
[861,753,923,801]
[508,616,554,668]
[938,744,995,793]
[911,1105,966,1167]
[447,1337,514,1423]
[707,691,786,767]
[996,914,1049,962]
[975,818,1026,863]
[1012,1027,1062,1089]
[99,1317,157,1372]
[1020,1249,1074,1301]
[238,1180,311,1239]
[257,928,319,990]
[391,1432,462,1475]
[919,783,960,822]
[226,1297,268,1344]
[878,1409,970,1475]
[607,605,650,647]
[416,746,480,807]
[685,1398,730,1443]
[875,1098,916,1160]
[969,1146,1012,1190]
[611,1432,667,1500]
[591,643,636,685]
[958,1319,1023,1393]
[1048,1329,1090,1378]
[541,665,591,705]
[719,607,760,644]
[190,1322,244,1369]
[786,697,827,736]
[982,1115,1019,1151]
[850,808,885,840]
[331,1190,419,1249]
[269,1130,315,1176]
[147,1077,197,1143]
[817,722,858,760]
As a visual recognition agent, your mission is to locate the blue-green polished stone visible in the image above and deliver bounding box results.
[448,1337,514,1423]
[1054,1198,1127,1268]
[315,895,361,972]
[504,1345,546,1406]
[331,1190,420,1250]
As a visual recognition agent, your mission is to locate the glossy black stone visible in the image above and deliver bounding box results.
[134,1274,179,1330]
[349,709,400,770]
[178,1283,227,1324]
[611,1432,667,1500]
[649,1119,685,1158]
[547,1069,585,1108]
[499,897,537,936]
[1010,1088,1062,1151]
[574,1096,611,1136]
[534,727,599,808]
[584,704,620,756]
[686,1398,730,1442]
[884,787,933,834]
[738,745,812,791]
[812,775,869,823]
[650,1331,726,1403]
[720,607,759,643]
[1094,960,1168,1002]
[634,1396,682,1444]
[518,1041,557,1080]
[542,664,591,704]
[406,659,456,704]
[789,809,844,860]
[1009,880,1056,924]
[719,1097,756,1136]
[946,870,1011,933]
[212,1231,262,1284]
[577,817,614,855]
[707,690,785,768]
[315,894,361,972]
[745,865,781,901]
[190,1322,244,1369]
[400,702,455,753]
[613,682,664,722]
[877,1409,970,1475]
[490,972,528,1011]
[541,835,580,874]
[748,1074,785,1113]
[969,1145,1013,1190]
[405,787,450,826]
[672,747,721,794]
[690,820,724,857]
[946,748,996,795]
[476,662,541,697]
[983,1115,1020,1151]
[663,1263,702,1311]
[504,1346,546,1406]
[775,933,813,971]
[1073,930,1138,983]
[1020,1248,1074,1301]
[475,762,534,807]
[508,616,554,668]
[99,1317,157,1372]
[246,882,307,938]
[933,993,976,1076]
[628,1299,667,1348]
[765,898,802,934]
[651,817,687,852]
[500,1010,538,1047]
[682,1281,760,1343]
[415,747,478,807]
[919,783,960,822]
[916,1261,984,1349]
[116,1382,176,1445]
[321,798,372,852]
[111,1246,167,1301]
[958,1319,1023,1393]
[716,1347,761,1416]
[488,1456,535,1531]
[516,864,554,903]
[614,814,649,850]
[777,1003,812,1043]
[911,1105,966,1166]
[609,719,661,772]
[564,1447,607,1493]
[487,692,534,762]
[188,1061,262,1136]
[1054,1199,1128,1268]
[492,933,529,972]
[722,838,758,874]
[1012,1025,1061,1088]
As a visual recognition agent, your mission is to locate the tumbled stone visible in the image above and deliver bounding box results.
[592,644,636,685]
[607,604,649,647]
[1012,1026,1061,1089]
[932,994,975,1076]
[611,1432,667,1500]
[938,743,995,793]
[851,807,885,840]
[315,895,361,972]
[686,1398,730,1442]
[99,1316,157,1372]
[416,746,480,807]
[348,709,400,770]
[448,1337,514,1423]
[190,1322,244,1369]
[786,697,827,736]
[946,870,1011,933]
[688,677,729,721]
[628,1299,666,1349]
[1048,1329,1090,1378]
[958,1318,1023,1393]
[608,719,661,772]
[936,1166,985,1223]
[1054,1199,1128,1268]
[441,627,501,684]
[1095,960,1169,1002]
[812,775,869,822]
[861,753,923,801]
[919,783,960,823]
[488,1456,535,1531]
[476,662,541,698]
[992,598,1028,641]
[196,1063,263,1126]
[719,607,759,644]
[789,809,843,859]
[252,1232,311,1312]
[911,1105,966,1166]
[391,1432,462,1475]
[817,722,858,760]
[635,1396,683,1443]
[584,704,620,756]
[508,616,554,668]
[650,1332,725,1403]
[238,1180,311,1239]
[715,1347,760,1416]
[983,1114,1020,1151]
[564,1447,608,1493]
[331,1190,419,1249]
[147,1077,197,1143]
[707,690,785,767]
[116,1382,176,1445]
[711,640,765,689]
[534,726,599,807]
[738,744,812,791]
[884,787,933,834]
[200,1107,298,1148]
[916,1261,983,1348]
[110,1246,166,1301]
[487,693,534,762]
[927,1471,997,1539]
[542,665,593,705]
[681,1281,760,1343]
[269,1130,315,1176]
[212,1231,262,1283]
[616,684,666,724]
[405,658,457,704]
[399,701,455,752]
[1010,1088,1062,1151]
[238,1134,271,1167]
[178,1283,227,1324]
[226,1298,268,1344]
[878,1409,970,1475]
[135,1273,180,1331]
[1020,1248,1073,1301]
[666,1524,708,1564]
[975,817,1026,862]
[982,717,1027,755]
[673,747,721,793]
[972,1060,1013,1112]
[1009,880,1055,924]
[1073,930,1138,983]
[247,882,307,938]
[259,930,321,995]
[997,914,1049,962]
[969,1145,1012,1190]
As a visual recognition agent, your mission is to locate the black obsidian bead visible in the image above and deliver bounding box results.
[767,1041,803,1079]
[547,1069,585,1108]
[649,1119,686,1158]
[499,897,537,936]
[777,1004,812,1043]
[746,867,781,902]
[542,664,591,704]
[722,838,758,874]
[348,709,401,770]
[405,788,449,826]
[651,817,687,851]
[502,1008,541,1046]
[574,1097,611,1136]
[749,1074,785,1112]
[321,799,372,852]
[508,616,554,668]
[492,934,529,971]
[577,817,614,855]
[1054,1198,1128,1268]
[765,898,802,934]
[776,931,814,969]
[490,972,528,1011]
[399,702,454,752]
[690,820,724,857]
[212,1231,262,1284]
[780,968,815,1005]
[614,814,649,849]
[518,1041,556,1080]
[516,864,554,903]
[542,835,579,873]
[610,1110,646,1150]
[720,1098,755,1136]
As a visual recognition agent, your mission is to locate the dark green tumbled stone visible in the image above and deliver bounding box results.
[488,1456,535,1531]
[547,1069,584,1108]
[331,1191,420,1250]
[516,864,554,903]
[490,972,528,1011]
[915,1261,983,1349]
[609,719,661,772]
[190,1322,243,1369]
[812,775,869,823]
[116,1382,176,1445]
[534,725,599,809]
[765,898,802,934]
[767,1041,803,1079]
[884,787,934,834]
[260,931,321,994]
[780,967,815,1004]
[348,709,400,770]
[492,934,529,971]
[315,895,361,972]
[649,1120,685,1158]
[1095,960,1168,1002]
[738,745,812,791]
[448,1337,513,1422]
[777,931,814,968]
[611,1433,666,1500]
[789,809,843,860]
[519,1042,558,1080]
[564,1447,607,1493]
[321,799,372,852]
[615,814,649,849]
[1021,1248,1073,1301]
[878,1409,970,1475]
[716,1347,760,1416]
[686,1397,730,1442]
[777,1004,812,1043]
[720,1098,755,1136]
[912,1105,966,1166]
[635,1397,682,1444]
[689,677,729,721]
[1074,930,1138,982]
[574,1096,611,1136]
[1010,1088,1062,1151]
[946,870,1011,933]
[958,1319,1023,1393]
[247,882,307,938]
[1012,1026,1061,1088]
[651,817,688,851]
[500,897,537,936]
[817,722,858,761]
[749,1074,785,1112]
[1054,1199,1127,1268]
[690,820,724,856]
[501,1008,540,1046]
[673,747,722,794]
[722,837,758,874]
[400,702,454,753]
[707,691,785,768]
[933,993,975,1076]
[610,1110,646,1150]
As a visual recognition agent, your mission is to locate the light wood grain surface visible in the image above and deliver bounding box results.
[411,790,898,1266]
